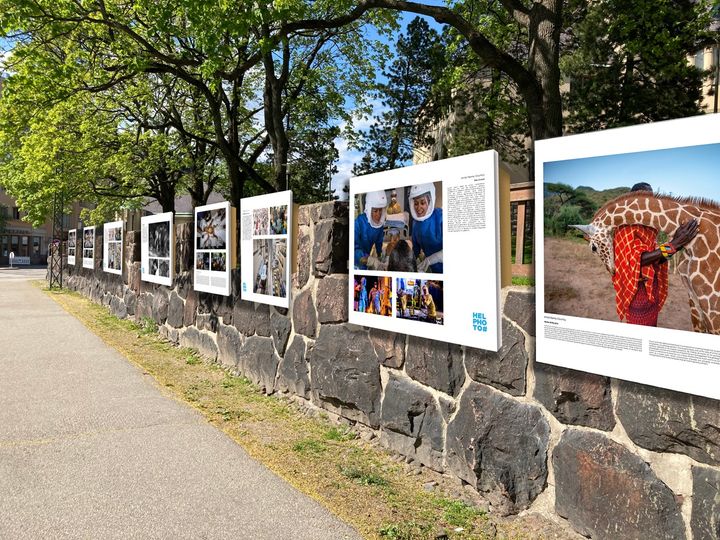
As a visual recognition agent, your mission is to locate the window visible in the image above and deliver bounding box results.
[12,207,20,220]
[1,236,7,256]
[695,50,705,70]
[33,236,40,254]
[10,235,18,254]
[20,236,29,257]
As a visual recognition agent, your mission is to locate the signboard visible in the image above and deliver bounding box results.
[194,201,236,296]
[535,113,720,399]
[141,212,174,286]
[82,227,95,269]
[68,229,76,266]
[240,190,292,308]
[349,150,501,351]
[103,221,123,275]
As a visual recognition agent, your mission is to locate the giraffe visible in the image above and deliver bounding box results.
[571,191,720,333]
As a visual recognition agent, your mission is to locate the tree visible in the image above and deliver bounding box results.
[352,16,444,175]
[562,0,710,132]
[287,0,566,143]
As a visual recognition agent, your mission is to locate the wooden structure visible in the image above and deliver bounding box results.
[511,182,534,278]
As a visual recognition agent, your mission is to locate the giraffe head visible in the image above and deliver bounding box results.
[570,222,616,275]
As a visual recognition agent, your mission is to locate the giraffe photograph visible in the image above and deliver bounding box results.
[543,141,720,335]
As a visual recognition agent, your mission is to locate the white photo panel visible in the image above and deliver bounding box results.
[82,226,95,269]
[67,229,76,266]
[141,212,174,286]
[240,190,293,308]
[349,150,501,351]
[103,220,123,275]
[535,113,720,400]
[194,201,235,296]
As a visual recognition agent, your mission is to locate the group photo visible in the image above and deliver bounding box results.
[353,181,443,274]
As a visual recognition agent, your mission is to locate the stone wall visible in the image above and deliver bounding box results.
[61,201,720,540]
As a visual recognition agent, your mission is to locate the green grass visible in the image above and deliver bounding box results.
[511,276,535,286]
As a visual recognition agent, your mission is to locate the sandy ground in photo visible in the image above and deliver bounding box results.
[544,237,693,332]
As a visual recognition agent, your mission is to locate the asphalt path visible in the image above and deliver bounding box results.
[0,268,360,539]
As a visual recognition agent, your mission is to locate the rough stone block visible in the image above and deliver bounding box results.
[196,312,218,333]
[254,304,271,337]
[233,299,256,336]
[109,296,127,320]
[151,289,169,325]
[125,230,141,263]
[309,325,381,427]
[310,201,349,222]
[503,289,535,337]
[270,310,292,355]
[533,363,614,431]
[217,324,242,372]
[183,289,198,327]
[617,380,720,465]
[179,327,218,361]
[175,223,194,274]
[296,229,312,289]
[369,328,405,369]
[167,291,185,328]
[292,289,318,338]
[238,336,278,394]
[406,336,465,397]
[313,220,348,277]
[276,336,310,398]
[124,288,137,316]
[691,465,720,539]
[176,272,193,299]
[297,205,311,226]
[135,292,153,321]
[380,372,444,470]
[316,274,348,324]
[554,429,686,539]
[464,319,527,396]
[446,382,549,514]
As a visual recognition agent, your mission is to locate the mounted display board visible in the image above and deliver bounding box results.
[103,220,123,275]
[67,229,76,266]
[194,201,236,296]
[239,190,292,308]
[349,150,501,351]
[535,113,720,399]
[141,212,174,286]
[82,227,95,269]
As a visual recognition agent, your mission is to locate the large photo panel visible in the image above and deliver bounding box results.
[103,220,123,275]
[349,151,501,351]
[240,190,293,308]
[82,226,95,269]
[194,201,235,296]
[141,212,174,286]
[535,113,720,399]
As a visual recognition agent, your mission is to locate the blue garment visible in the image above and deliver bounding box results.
[358,282,368,312]
[373,289,381,313]
[412,209,443,273]
[354,213,384,270]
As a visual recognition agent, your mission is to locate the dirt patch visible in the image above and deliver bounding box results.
[544,237,693,332]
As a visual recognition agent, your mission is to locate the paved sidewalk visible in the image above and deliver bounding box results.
[0,273,360,539]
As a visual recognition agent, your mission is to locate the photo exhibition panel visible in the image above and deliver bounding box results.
[194,201,235,296]
[240,190,292,308]
[141,212,174,286]
[535,113,720,399]
[349,150,501,352]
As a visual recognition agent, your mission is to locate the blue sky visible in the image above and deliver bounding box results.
[544,143,720,200]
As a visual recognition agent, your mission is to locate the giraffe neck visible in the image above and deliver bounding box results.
[599,197,686,234]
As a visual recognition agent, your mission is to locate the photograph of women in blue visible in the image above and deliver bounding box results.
[409,183,443,273]
[354,190,387,269]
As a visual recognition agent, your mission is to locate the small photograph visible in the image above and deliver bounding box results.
[68,230,76,249]
[84,229,94,248]
[353,275,392,316]
[253,239,287,297]
[158,259,170,278]
[149,258,159,275]
[107,242,122,270]
[354,182,443,273]
[195,252,210,271]
[83,248,93,259]
[253,208,269,235]
[196,207,227,249]
[149,221,170,258]
[396,278,444,324]
[270,205,288,235]
[109,227,122,241]
[211,252,227,272]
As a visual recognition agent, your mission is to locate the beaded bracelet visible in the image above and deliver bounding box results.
[659,242,677,259]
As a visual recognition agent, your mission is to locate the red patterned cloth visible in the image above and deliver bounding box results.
[612,225,668,325]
